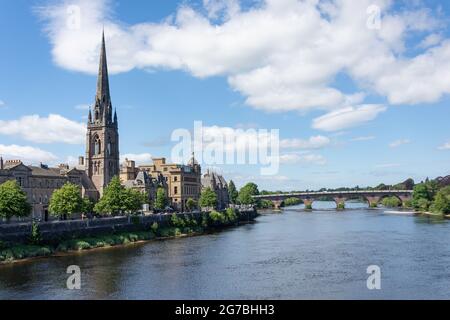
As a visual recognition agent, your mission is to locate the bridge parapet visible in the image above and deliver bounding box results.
[253,190,413,210]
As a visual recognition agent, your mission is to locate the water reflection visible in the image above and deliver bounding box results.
[1,202,449,300]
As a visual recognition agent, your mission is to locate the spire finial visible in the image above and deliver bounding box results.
[96,30,110,104]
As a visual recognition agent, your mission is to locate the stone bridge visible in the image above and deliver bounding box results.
[253,190,414,210]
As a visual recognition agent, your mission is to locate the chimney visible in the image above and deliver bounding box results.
[79,156,85,166]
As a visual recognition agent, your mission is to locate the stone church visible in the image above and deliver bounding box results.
[0,32,118,220]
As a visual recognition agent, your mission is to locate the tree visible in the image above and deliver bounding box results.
[0,180,32,222]
[154,187,168,211]
[238,182,259,205]
[82,197,94,214]
[432,186,450,214]
[49,182,83,219]
[94,176,146,215]
[381,196,401,208]
[186,198,197,212]
[199,187,218,209]
[412,183,432,210]
[228,180,239,204]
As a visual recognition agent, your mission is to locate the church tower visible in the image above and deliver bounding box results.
[85,31,120,197]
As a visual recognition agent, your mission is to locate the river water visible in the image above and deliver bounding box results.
[0,202,449,300]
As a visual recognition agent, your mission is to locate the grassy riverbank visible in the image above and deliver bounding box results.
[0,209,256,264]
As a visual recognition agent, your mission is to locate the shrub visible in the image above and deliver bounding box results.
[381,196,401,208]
[29,222,42,245]
[150,222,159,234]
[225,208,238,223]
[209,210,226,225]
[171,214,186,228]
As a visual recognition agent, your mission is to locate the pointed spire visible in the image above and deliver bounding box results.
[96,30,111,106]
[114,108,118,124]
[88,107,92,123]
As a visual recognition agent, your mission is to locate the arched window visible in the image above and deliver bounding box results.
[94,136,101,155]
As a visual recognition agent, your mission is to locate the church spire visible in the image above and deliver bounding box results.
[96,30,111,109]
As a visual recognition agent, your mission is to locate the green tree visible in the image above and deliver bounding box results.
[0,180,32,221]
[432,186,450,214]
[94,177,146,215]
[238,182,259,205]
[49,182,83,219]
[228,180,239,204]
[82,197,94,214]
[186,198,197,212]
[412,183,433,210]
[381,196,402,208]
[154,187,168,211]
[199,187,218,209]
[29,222,42,245]
[122,189,147,214]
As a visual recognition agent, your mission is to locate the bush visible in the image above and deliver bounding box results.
[171,214,186,228]
[150,222,159,234]
[225,208,238,223]
[209,210,227,225]
[381,196,402,208]
[29,222,42,245]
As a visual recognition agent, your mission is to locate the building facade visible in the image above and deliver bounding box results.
[201,170,230,210]
[120,159,167,208]
[0,159,97,220]
[121,155,202,212]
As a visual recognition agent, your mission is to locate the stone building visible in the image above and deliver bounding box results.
[0,159,97,221]
[120,159,167,207]
[135,155,202,212]
[201,170,230,210]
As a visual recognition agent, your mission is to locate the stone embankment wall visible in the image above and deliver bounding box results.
[0,210,258,243]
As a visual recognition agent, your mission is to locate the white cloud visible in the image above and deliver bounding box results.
[438,142,450,150]
[351,136,376,142]
[0,114,86,144]
[389,139,411,148]
[280,153,327,166]
[37,0,449,125]
[0,100,5,107]
[312,105,387,132]
[120,153,153,165]
[280,136,330,150]
[0,144,58,164]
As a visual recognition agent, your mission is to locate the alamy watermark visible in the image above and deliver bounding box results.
[366,265,381,290]
[171,121,280,175]
[66,265,81,290]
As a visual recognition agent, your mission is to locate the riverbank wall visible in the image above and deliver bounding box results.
[0,209,258,244]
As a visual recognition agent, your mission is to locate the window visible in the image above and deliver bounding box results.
[174,176,178,182]
[94,136,101,155]
[174,186,178,195]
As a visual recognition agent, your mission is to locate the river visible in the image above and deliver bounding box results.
[0,202,449,300]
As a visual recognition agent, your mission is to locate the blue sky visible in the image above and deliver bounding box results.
[1,0,450,191]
